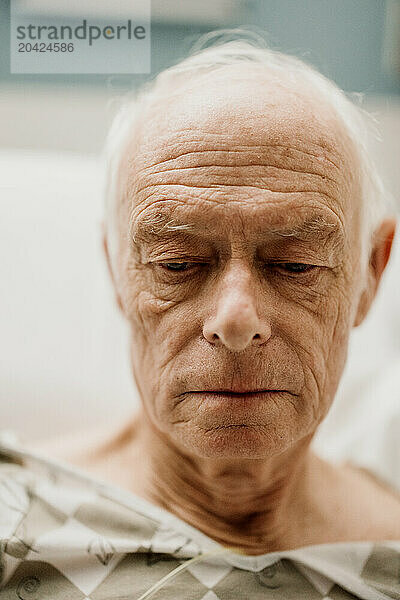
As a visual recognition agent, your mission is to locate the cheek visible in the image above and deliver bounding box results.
[121,257,204,353]
[120,261,176,332]
[125,285,175,375]
[282,279,354,421]
[120,268,198,420]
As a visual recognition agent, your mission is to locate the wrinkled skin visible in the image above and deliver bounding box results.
[115,71,365,457]
[102,67,397,553]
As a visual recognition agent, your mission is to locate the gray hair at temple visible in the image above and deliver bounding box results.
[103,33,393,281]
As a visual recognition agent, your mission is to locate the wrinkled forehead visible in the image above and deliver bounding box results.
[123,68,361,233]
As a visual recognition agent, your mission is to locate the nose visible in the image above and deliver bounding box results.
[202,262,272,352]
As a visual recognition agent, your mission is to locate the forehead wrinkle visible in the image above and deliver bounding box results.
[135,143,342,179]
[132,141,346,200]
[133,164,341,204]
[124,93,359,237]
[133,185,341,217]
[129,140,353,226]
[132,74,355,177]
[127,177,348,241]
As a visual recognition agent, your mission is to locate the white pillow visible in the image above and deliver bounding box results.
[0,150,139,440]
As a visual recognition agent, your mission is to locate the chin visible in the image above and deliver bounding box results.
[173,424,298,460]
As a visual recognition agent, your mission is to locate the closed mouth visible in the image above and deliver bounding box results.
[188,389,289,396]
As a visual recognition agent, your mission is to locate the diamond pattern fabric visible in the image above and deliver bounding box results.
[0,432,399,600]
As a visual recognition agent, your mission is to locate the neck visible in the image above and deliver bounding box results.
[130,413,325,554]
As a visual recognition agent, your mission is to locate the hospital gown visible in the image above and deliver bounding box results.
[0,430,399,600]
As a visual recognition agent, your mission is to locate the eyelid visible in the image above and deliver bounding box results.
[160,262,193,273]
[266,262,319,275]
[156,260,210,273]
[158,259,209,265]
[269,262,316,267]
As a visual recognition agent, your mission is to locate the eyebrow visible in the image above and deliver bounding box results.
[130,210,344,249]
[130,211,198,245]
[266,215,342,241]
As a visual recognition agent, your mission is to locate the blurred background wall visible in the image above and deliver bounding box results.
[0,0,399,196]
[1,0,399,155]
[0,0,399,444]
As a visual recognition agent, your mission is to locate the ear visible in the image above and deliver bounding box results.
[101,221,124,313]
[353,218,396,327]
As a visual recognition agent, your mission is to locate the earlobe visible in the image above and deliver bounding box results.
[353,218,396,328]
[101,222,124,314]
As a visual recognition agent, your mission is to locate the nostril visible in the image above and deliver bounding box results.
[203,317,272,350]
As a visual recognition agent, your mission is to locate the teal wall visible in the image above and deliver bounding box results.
[0,0,398,94]
[249,0,397,94]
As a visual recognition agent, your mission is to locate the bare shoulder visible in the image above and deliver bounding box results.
[340,461,400,539]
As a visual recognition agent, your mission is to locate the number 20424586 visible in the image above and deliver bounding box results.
[18,42,74,52]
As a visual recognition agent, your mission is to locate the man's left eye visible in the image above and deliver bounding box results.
[161,262,193,272]
[272,263,317,274]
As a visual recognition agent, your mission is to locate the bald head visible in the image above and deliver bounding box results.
[128,66,359,218]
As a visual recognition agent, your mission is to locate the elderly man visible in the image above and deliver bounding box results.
[1,38,400,599]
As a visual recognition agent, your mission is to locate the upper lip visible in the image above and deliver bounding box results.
[189,388,287,394]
